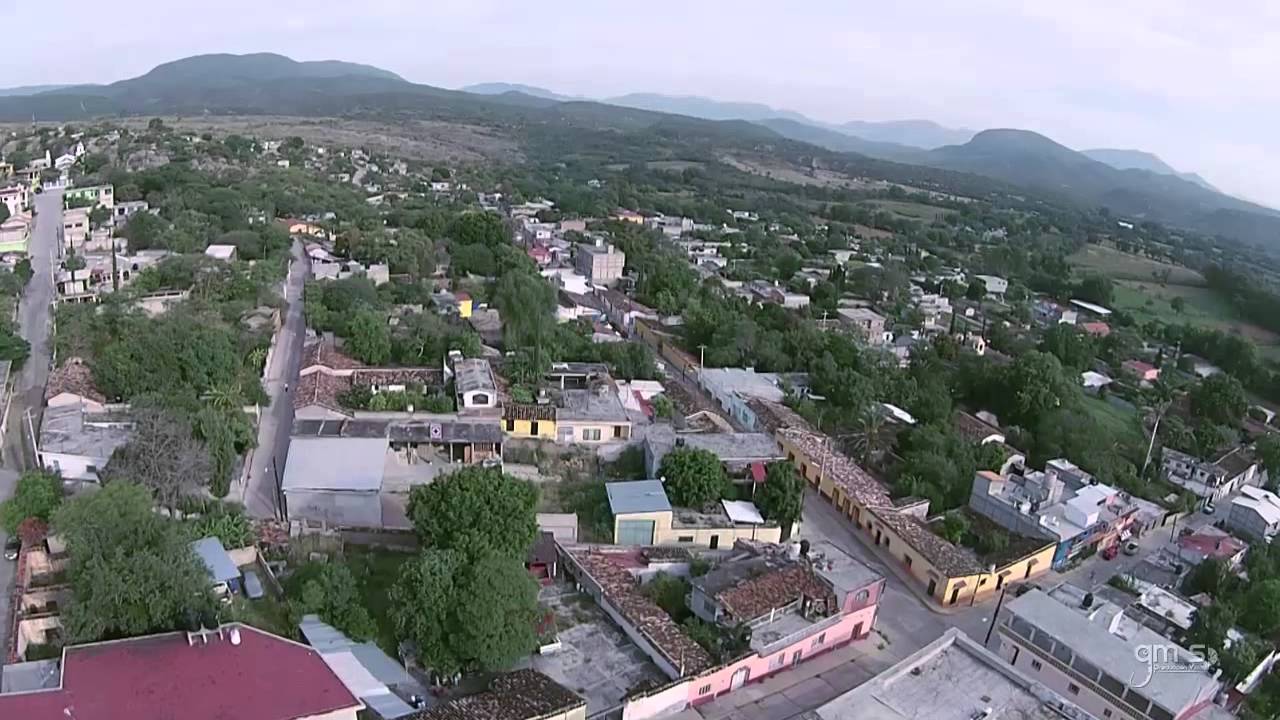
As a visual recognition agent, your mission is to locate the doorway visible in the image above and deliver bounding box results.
[731,667,750,690]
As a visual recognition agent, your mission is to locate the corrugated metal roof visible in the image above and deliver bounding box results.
[606,480,671,515]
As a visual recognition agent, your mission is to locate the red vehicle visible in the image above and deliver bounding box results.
[1101,544,1119,561]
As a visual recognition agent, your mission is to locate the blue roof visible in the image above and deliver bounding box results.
[606,480,672,515]
[190,536,240,583]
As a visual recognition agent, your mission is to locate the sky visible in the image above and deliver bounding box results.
[7,0,1280,205]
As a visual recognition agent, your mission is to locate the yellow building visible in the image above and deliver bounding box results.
[455,291,473,319]
[607,480,782,550]
[776,427,1054,607]
[503,403,558,440]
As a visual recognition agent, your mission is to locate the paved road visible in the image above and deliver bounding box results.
[0,189,61,661]
[242,240,308,519]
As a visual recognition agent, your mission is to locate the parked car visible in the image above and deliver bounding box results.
[1124,541,1140,556]
[1203,502,1217,515]
[4,536,20,561]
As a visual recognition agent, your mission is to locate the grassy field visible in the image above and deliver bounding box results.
[646,160,705,171]
[1068,243,1205,285]
[1112,280,1280,348]
[866,199,950,223]
[1080,395,1141,443]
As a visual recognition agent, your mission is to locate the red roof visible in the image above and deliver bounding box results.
[1080,322,1111,337]
[1123,360,1157,374]
[1179,531,1247,561]
[749,461,766,484]
[0,624,361,720]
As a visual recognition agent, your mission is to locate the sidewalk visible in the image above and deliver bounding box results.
[675,639,901,720]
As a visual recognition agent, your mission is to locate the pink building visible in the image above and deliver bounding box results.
[1122,359,1161,383]
[563,540,883,719]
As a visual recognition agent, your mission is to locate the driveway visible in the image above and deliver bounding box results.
[241,240,308,518]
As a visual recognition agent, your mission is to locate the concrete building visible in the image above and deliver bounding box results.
[606,480,782,548]
[837,307,888,346]
[451,357,498,411]
[298,615,426,719]
[698,367,808,430]
[1228,485,1280,541]
[574,239,625,286]
[204,244,238,261]
[0,624,362,720]
[975,274,1009,297]
[63,183,114,210]
[642,424,784,478]
[815,628,1088,720]
[0,215,30,254]
[36,404,133,486]
[997,586,1223,720]
[61,207,90,251]
[1162,446,1262,502]
[413,670,585,720]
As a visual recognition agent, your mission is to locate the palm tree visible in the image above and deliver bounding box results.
[849,408,887,465]
[206,381,244,411]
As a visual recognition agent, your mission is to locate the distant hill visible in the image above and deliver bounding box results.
[754,118,924,161]
[0,84,71,97]
[461,83,578,102]
[1083,148,1217,192]
[839,119,973,149]
[923,129,1277,236]
[604,93,815,124]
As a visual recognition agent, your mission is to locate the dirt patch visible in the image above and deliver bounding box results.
[720,154,882,190]
[114,115,523,165]
[853,223,894,240]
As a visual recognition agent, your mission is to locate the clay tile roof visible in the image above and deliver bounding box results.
[504,403,557,422]
[293,371,352,413]
[717,564,830,621]
[0,624,360,720]
[300,337,366,372]
[44,357,106,404]
[952,410,1002,443]
[412,670,584,720]
[747,398,812,434]
[568,550,714,675]
[352,368,445,387]
[777,428,892,508]
[870,508,985,576]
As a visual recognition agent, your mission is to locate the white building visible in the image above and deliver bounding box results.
[975,274,1008,297]
[1228,485,1280,541]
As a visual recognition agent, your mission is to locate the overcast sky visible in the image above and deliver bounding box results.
[10,0,1279,205]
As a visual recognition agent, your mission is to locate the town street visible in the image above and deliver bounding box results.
[0,188,61,661]
[241,240,308,519]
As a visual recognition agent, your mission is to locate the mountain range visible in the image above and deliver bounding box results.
[0,53,1274,244]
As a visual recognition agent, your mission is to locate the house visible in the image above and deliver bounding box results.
[0,183,30,216]
[553,386,632,444]
[1069,298,1112,319]
[53,153,76,171]
[0,624,362,720]
[451,357,498,411]
[996,586,1222,720]
[204,244,238,261]
[1162,446,1262,502]
[36,404,133,486]
[1080,370,1112,392]
[1175,526,1248,569]
[974,274,1008,297]
[191,536,242,596]
[112,200,149,226]
[643,424,784,478]
[573,240,625,286]
[1079,321,1111,337]
[412,670,585,720]
[1183,354,1223,378]
[613,209,645,224]
[63,184,114,209]
[836,308,888,346]
[952,410,1007,445]
[698,367,806,430]
[298,615,425,719]
[1228,485,1280,541]
[813,628,1088,720]
[969,463,1162,568]
[597,288,659,337]
[44,358,108,412]
[1123,359,1161,384]
[432,290,472,319]
[0,215,30,254]
[61,207,90,250]
[606,480,782,548]
[278,218,328,238]
[293,336,446,420]
[564,539,880,717]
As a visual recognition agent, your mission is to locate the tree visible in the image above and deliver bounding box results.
[1183,558,1232,598]
[659,448,729,507]
[1075,274,1115,307]
[63,253,87,272]
[1241,580,1280,635]
[1038,324,1096,371]
[965,279,986,301]
[292,563,376,640]
[1260,435,1280,489]
[1171,296,1186,314]
[347,309,392,364]
[448,211,508,247]
[1190,373,1247,426]
[850,409,887,464]
[53,482,213,642]
[643,573,692,622]
[103,408,212,509]
[0,471,62,534]
[754,462,804,533]
[405,467,538,560]
[1184,602,1235,654]
[390,550,537,676]
[1000,351,1077,428]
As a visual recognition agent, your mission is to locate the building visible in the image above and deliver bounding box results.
[553,386,632,444]
[1080,321,1111,338]
[1162,446,1262,502]
[997,586,1223,720]
[36,404,133,485]
[1122,360,1161,384]
[975,274,1008,297]
[1081,371,1112,392]
[597,288,659,337]
[1174,526,1248,569]
[0,215,30,254]
[451,357,498,411]
[0,183,30,217]
[605,480,782,548]
[573,240,626,286]
[191,535,243,596]
[299,615,425,719]
[643,424,784,478]
[61,207,90,250]
[63,184,114,210]
[1069,298,1113,319]
[112,199,149,225]
[814,628,1087,720]
[1228,485,1280,541]
[412,669,585,720]
[696,367,803,430]
[837,308,888,346]
[282,417,504,528]
[969,463,1161,568]
[0,624,362,720]
[204,244,238,261]
[563,539,881,717]
[432,290,472,319]
[44,358,108,412]
[613,209,644,224]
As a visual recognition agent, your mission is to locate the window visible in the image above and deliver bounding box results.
[1122,689,1151,716]
[1071,656,1101,683]
[470,392,490,405]
[1099,674,1125,698]
[854,590,870,603]
[1051,643,1073,666]
[698,684,711,696]
[1068,684,1079,696]
[613,425,626,438]
[583,428,602,441]
[1102,711,1112,719]
[904,555,913,568]
[1148,705,1173,720]
[677,535,694,543]
[1030,660,1042,671]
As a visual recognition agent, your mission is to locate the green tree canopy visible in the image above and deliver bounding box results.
[406,467,538,560]
[0,470,63,534]
[291,563,377,640]
[753,462,804,533]
[1190,373,1247,427]
[659,447,729,507]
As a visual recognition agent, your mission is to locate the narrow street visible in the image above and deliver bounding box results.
[241,240,309,519]
[0,188,61,660]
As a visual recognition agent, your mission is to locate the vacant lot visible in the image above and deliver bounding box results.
[1113,280,1280,348]
[866,199,950,223]
[1068,244,1204,286]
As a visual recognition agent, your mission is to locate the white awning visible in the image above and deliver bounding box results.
[721,499,765,525]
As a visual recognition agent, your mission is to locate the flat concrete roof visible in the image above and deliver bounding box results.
[815,629,1077,720]
[282,436,388,492]
[606,480,671,515]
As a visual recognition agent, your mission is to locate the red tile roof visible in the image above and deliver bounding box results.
[300,337,366,372]
[293,371,353,413]
[717,564,831,622]
[1080,322,1111,337]
[413,669,584,720]
[778,428,892,508]
[44,357,106,404]
[0,624,361,720]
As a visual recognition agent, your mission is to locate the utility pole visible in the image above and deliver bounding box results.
[697,344,707,387]
[984,584,1009,647]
